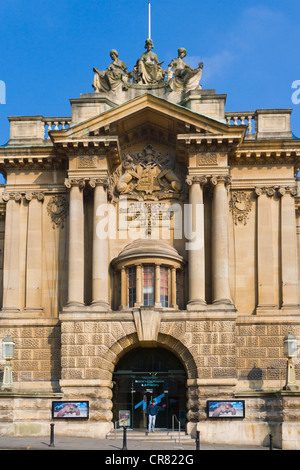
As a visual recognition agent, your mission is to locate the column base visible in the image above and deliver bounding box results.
[65,302,85,308]
[187,299,206,311]
[90,301,111,311]
[0,308,21,317]
[212,298,232,306]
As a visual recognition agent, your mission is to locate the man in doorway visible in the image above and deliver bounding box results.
[147,399,159,433]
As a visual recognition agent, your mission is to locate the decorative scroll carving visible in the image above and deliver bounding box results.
[211,175,232,187]
[88,177,109,189]
[25,192,44,202]
[229,191,252,226]
[47,195,68,229]
[278,186,298,197]
[108,144,187,203]
[255,186,276,198]
[185,175,208,186]
[2,192,44,203]
[64,178,86,189]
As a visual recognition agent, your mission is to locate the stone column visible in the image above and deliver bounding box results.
[171,266,177,309]
[25,192,44,311]
[2,193,22,312]
[279,187,299,309]
[135,264,142,307]
[154,264,161,307]
[90,178,110,310]
[186,175,207,309]
[120,267,127,310]
[65,178,85,306]
[211,175,232,305]
[255,187,277,311]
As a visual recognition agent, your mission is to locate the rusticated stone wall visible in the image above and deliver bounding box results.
[236,320,300,388]
[0,320,61,386]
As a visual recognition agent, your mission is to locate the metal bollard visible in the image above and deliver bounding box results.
[50,423,55,447]
[122,426,127,450]
[196,430,200,450]
[269,433,273,451]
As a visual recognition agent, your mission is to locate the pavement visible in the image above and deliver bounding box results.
[0,435,278,451]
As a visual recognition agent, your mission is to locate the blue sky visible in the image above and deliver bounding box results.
[0,0,300,145]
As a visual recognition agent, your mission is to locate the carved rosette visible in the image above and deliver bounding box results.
[229,191,252,226]
[47,195,68,229]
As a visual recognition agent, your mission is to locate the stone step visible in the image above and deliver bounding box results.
[106,430,193,443]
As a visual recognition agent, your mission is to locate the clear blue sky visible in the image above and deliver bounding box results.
[0,0,300,145]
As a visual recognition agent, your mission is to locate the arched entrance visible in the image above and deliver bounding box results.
[112,347,187,430]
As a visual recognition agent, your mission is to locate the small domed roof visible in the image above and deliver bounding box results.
[112,238,183,266]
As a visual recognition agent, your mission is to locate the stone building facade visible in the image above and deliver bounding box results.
[0,43,300,449]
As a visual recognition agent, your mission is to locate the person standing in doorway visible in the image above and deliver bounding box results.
[147,399,158,433]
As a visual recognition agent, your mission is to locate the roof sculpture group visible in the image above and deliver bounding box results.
[92,39,203,93]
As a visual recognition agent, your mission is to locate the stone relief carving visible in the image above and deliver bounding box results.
[196,153,218,165]
[108,144,187,203]
[229,191,252,226]
[78,155,98,168]
[47,195,68,229]
[93,43,203,92]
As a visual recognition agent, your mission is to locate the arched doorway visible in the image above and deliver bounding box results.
[112,347,187,430]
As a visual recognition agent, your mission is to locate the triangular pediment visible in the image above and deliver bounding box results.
[50,93,245,147]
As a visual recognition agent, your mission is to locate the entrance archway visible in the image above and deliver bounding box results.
[112,347,187,430]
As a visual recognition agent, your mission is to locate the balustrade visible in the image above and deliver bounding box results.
[225,111,257,137]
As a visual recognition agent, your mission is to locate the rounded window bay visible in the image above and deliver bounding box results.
[111,239,185,310]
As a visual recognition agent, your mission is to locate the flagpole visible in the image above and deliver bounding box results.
[148,2,151,39]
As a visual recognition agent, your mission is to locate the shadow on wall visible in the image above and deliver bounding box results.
[247,364,263,391]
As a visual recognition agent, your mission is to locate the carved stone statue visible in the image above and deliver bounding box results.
[93,49,128,92]
[134,39,165,85]
[115,153,140,194]
[157,154,182,192]
[168,48,203,91]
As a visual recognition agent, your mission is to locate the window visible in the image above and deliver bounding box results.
[143,265,154,306]
[160,266,169,307]
[128,266,136,307]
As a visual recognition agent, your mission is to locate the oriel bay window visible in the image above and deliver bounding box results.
[111,239,184,310]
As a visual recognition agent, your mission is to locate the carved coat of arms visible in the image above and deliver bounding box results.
[108,144,187,203]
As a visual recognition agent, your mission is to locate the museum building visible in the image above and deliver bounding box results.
[1,41,300,449]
